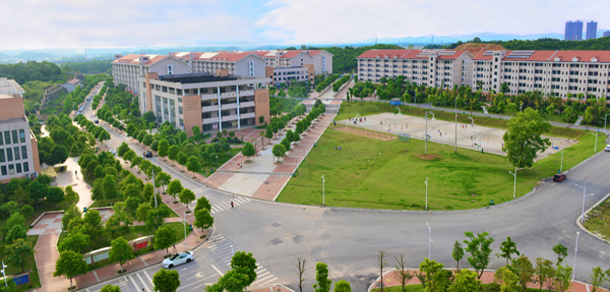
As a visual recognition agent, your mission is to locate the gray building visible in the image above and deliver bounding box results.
[603,31,610,38]
[586,21,598,40]
[565,21,583,41]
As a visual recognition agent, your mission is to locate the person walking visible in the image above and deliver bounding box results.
[231,201,234,208]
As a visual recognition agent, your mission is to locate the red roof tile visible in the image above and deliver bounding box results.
[67,78,81,85]
[111,54,168,65]
[357,49,468,60]
[472,50,610,63]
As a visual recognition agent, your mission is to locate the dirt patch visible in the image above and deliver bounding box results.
[414,154,442,160]
[335,127,396,141]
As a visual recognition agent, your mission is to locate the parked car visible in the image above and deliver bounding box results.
[605,145,610,152]
[86,97,91,101]
[94,120,99,124]
[143,151,153,158]
[162,251,194,268]
[553,174,567,182]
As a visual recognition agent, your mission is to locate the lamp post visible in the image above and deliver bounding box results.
[454,97,458,154]
[604,113,610,135]
[182,211,188,251]
[560,148,564,173]
[425,177,429,210]
[595,129,599,153]
[1,261,7,287]
[425,111,428,155]
[426,223,431,260]
[508,167,523,199]
[575,184,587,223]
[321,175,325,206]
[572,231,580,282]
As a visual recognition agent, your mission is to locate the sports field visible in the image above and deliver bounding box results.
[277,126,606,210]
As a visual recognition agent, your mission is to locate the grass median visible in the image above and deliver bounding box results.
[277,126,605,210]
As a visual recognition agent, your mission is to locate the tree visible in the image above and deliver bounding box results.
[177,152,188,169]
[101,284,122,292]
[463,231,494,279]
[158,139,170,157]
[155,172,172,193]
[242,142,256,162]
[168,145,180,165]
[333,280,351,292]
[143,182,155,202]
[109,236,134,272]
[377,250,389,292]
[418,258,448,292]
[186,156,201,175]
[497,237,520,265]
[153,269,181,292]
[549,264,573,292]
[154,225,177,255]
[64,185,78,206]
[217,269,250,292]
[26,180,47,207]
[281,137,291,151]
[103,174,119,203]
[46,186,65,207]
[511,254,535,292]
[449,269,480,292]
[297,257,306,292]
[230,251,258,288]
[194,196,212,212]
[272,144,287,163]
[501,82,510,94]
[84,209,103,231]
[552,244,568,265]
[493,266,520,292]
[58,230,90,254]
[394,254,412,292]
[136,203,152,222]
[259,116,265,124]
[179,188,196,212]
[313,262,332,292]
[452,240,464,270]
[143,111,156,124]
[192,125,201,138]
[143,134,154,147]
[54,250,87,288]
[534,257,554,291]
[5,238,34,272]
[118,142,130,157]
[6,225,27,244]
[49,145,69,166]
[502,108,551,168]
[265,126,273,140]
[194,209,214,233]
[167,179,183,203]
[590,267,608,292]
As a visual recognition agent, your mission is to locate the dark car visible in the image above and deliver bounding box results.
[94,120,99,124]
[143,151,153,158]
[553,174,567,182]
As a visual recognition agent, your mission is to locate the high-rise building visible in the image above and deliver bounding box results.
[603,31,610,38]
[0,78,41,183]
[564,21,583,41]
[586,21,598,40]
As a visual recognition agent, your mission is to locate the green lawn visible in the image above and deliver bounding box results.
[278,127,605,210]
[0,236,41,292]
[583,198,610,240]
[372,284,544,292]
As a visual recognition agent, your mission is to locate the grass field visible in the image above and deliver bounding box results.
[337,102,588,139]
[372,284,544,292]
[583,198,610,240]
[277,127,606,210]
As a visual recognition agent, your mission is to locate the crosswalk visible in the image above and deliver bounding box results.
[210,197,251,214]
[206,233,277,288]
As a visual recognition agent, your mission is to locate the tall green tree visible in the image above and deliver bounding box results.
[179,189,196,212]
[194,196,212,212]
[463,231,495,279]
[394,254,412,292]
[313,262,332,292]
[109,236,134,272]
[154,225,177,255]
[153,269,181,292]
[333,280,352,292]
[158,139,170,157]
[511,254,535,292]
[4,238,35,272]
[194,209,214,233]
[230,251,258,288]
[497,237,520,265]
[534,257,554,292]
[54,250,87,288]
[101,284,122,292]
[552,244,568,265]
[168,145,180,165]
[502,108,551,168]
[186,156,200,174]
[242,142,256,162]
[167,179,183,203]
[448,269,480,292]
[452,240,465,270]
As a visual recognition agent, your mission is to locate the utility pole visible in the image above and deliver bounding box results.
[454,97,458,154]
[575,184,586,223]
[152,167,158,208]
[572,231,580,282]
[183,211,188,250]
[425,177,429,210]
[425,111,428,155]
[508,167,522,199]
[560,148,564,173]
[321,175,325,206]
[426,223,431,260]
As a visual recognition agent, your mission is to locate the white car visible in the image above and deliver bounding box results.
[605,145,610,152]
[162,251,194,268]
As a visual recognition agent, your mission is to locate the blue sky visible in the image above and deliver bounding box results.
[1,0,609,50]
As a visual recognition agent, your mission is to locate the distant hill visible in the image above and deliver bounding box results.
[444,37,610,51]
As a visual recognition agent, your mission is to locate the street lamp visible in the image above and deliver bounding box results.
[560,148,564,173]
[426,223,431,260]
[574,184,587,223]
[454,97,458,154]
[1,261,7,287]
[182,211,188,251]
[425,178,429,210]
[321,175,325,206]
[508,167,523,199]
[425,111,429,155]
[572,231,580,282]
[595,129,599,153]
[604,113,610,135]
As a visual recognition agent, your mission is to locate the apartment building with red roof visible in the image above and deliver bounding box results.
[356,49,475,88]
[471,50,610,99]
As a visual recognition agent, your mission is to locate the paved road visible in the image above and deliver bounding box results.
[76,93,610,292]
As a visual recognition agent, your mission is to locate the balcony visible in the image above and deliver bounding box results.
[241,112,255,119]
[222,115,238,121]
[202,105,219,112]
[240,101,255,108]
[203,117,220,124]
[201,93,217,101]
[221,103,238,110]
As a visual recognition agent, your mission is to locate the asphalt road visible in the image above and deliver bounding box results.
[76,91,610,292]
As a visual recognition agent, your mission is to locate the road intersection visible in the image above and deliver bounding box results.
[76,92,610,291]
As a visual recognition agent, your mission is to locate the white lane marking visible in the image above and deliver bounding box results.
[252,274,275,285]
[257,277,278,287]
[128,275,145,292]
[93,271,100,282]
[234,197,247,204]
[143,270,154,286]
[210,234,223,240]
[211,264,224,276]
[255,268,267,273]
[256,271,270,278]
[136,273,152,292]
[177,274,220,291]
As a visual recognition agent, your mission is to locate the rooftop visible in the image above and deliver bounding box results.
[112,54,168,65]
[471,50,610,63]
[66,78,81,85]
[356,49,469,60]
[158,73,239,84]
[0,78,25,95]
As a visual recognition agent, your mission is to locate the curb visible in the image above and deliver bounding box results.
[576,192,610,245]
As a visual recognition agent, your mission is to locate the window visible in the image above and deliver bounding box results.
[179,107,183,114]
[178,97,182,103]
[8,164,14,175]
[6,148,12,161]
[21,146,27,159]
[1,165,6,176]
[23,162,29,172]
[13,147,20,160]
[4,131,10,144]
[0,149,4,162]
[16,163,21,173]
[19,129,25,143]
[12,130,17,144]
[167,64,174,75]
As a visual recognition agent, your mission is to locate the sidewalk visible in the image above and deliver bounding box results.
[370,270,609,292]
